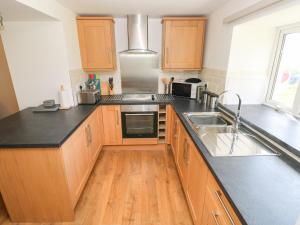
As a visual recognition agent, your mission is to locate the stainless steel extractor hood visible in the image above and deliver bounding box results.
[120,14,157,54]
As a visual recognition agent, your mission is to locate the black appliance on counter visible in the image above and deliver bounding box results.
[121,105,158,138]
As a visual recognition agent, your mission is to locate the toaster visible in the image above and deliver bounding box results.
[78,89,100,104]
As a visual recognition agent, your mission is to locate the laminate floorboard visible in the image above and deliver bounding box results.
[0,149,193,225]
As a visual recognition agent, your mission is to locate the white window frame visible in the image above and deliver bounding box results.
[266,23,300,117]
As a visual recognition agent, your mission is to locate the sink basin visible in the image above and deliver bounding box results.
[183,112,280,157]
[183,112,232,127]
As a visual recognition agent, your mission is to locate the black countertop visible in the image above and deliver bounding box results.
[0,105,97,148]
[171,98,300,225]
[0,97,299,225]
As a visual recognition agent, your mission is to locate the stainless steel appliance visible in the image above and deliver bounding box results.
[121,105,158,138]
[78,90,100,104]
[172,81,205,99]
[120,15,159,94]
[120,15,157,55]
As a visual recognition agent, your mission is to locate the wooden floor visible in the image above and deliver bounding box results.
[0,148,193,225]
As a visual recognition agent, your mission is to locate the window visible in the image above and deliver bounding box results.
[267,25,300,115]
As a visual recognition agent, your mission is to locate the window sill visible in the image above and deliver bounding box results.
[223,104,300,158]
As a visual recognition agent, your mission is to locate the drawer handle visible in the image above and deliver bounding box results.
[88,124,92,144]
[215,190,236,225]
[212,212,220,225]
[115,110,119,125]
[166,47,169,65]
[85,126,90,147]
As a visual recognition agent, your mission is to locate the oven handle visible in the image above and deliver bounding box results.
[124,113,155,116]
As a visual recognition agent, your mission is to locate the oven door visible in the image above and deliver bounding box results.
[121,111,158,138]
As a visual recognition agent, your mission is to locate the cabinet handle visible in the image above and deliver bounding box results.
[166,47,169,65]
[186,142,190,165]
[106,48,111,65]
[212,212,221,225]
[215,190,236,225]
[85,126,90,147]
[88,125,92,144]
[183,138,188,162]
[184,139,190,165]
[115,110,119,125]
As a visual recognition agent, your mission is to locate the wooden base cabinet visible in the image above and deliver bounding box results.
[101,105,122,145]
[170,108,180,161]
[177,122,190,190]
[201,173,242,225]
[0,108,103,223]
[186,143,209,225]
[172,108,242,225]
[62,107,103,207]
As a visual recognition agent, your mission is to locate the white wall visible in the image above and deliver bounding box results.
[16,0,82,70]
[202,0,300,103]
[2,22,73,109]
[203,0,264,71]
[225,25,275,104]
[224,2,300,104]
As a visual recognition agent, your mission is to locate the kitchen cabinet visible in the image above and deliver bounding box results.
[77,17,116,71]
[186,143,209,225]
[0,107,103,222]
[170,108,180,160]
[162,17,206,70]
[86,107,103,163]
[101,105,122,145]
[62,122,91,207]
[177,123,190,190]
[62,108,102,207]
[202,173,242,225]
[171,107,242,225]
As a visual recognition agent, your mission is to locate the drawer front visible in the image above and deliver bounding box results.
[207,173,242,225]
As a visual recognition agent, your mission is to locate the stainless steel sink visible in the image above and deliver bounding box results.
[183,112,279,157]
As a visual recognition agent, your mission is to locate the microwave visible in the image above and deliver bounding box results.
[172,81,204,99]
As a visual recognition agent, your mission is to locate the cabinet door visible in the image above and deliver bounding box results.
[186,144,209,225]
[77,18,116,71]
[86,108,102,163]
[177,124,190,190]
[62,124,90,207]
[201,183,232,225]
[171,113,180,160]
[102,105,122,145]
[163,19,205,70]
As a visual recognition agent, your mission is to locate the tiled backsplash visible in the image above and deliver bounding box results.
[199,67,226,94]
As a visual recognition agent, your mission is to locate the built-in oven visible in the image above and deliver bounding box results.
[121,105,158,138]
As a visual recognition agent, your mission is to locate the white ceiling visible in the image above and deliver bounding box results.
[0,0,55,21]
[56,0,230,17]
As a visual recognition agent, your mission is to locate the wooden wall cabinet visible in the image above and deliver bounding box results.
[101,105,122,145]
[162,17,206,71]
[77,17,116,71]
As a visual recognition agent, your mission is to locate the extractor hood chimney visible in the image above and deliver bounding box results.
[120,14,157,54]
